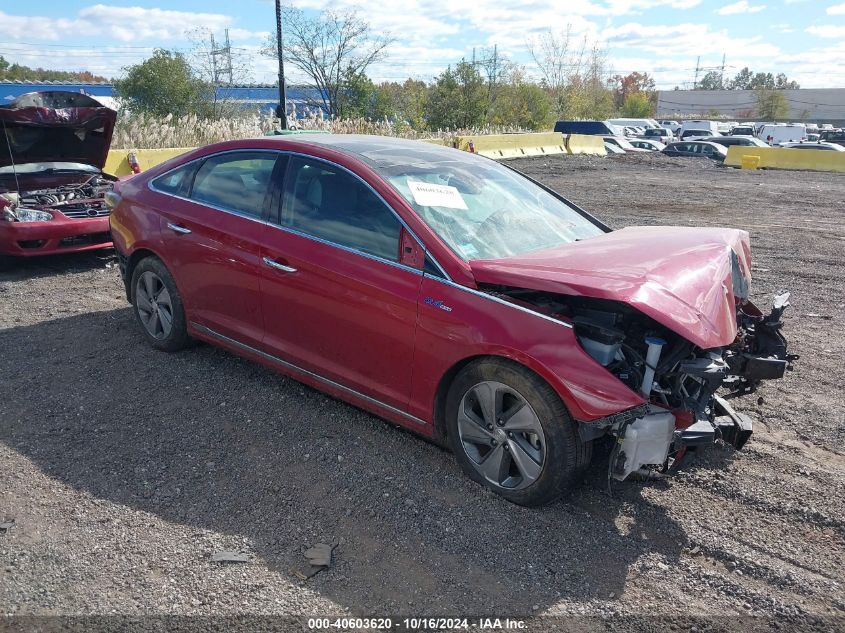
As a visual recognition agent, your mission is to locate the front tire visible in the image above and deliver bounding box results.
[446,358,589,506]
[130,256,189,352]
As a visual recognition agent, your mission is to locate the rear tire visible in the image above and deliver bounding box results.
[445,358,590,507]
[130,256,189,352]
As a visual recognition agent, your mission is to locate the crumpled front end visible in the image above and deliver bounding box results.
[604,291,797,481]
[470,226,797,480]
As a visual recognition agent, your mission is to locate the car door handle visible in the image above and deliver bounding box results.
[167,222,192,235]
[262,256,297,273]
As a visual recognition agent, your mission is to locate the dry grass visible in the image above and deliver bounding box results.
[112,110,529,149]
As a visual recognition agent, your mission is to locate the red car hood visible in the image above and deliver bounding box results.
[0,91,116,170]
[469,226,752,349]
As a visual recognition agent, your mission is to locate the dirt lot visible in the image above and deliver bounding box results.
[1,153,843,631]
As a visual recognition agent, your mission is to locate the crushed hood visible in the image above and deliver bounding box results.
[0,91,116,170]
[470,225,752,349]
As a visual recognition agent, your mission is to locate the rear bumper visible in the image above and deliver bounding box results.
[0,216,112,256]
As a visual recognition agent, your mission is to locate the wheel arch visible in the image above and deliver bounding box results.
[432,353,577,446]
[123,246,167,301]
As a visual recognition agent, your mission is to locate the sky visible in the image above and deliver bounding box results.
[0,0,843,90]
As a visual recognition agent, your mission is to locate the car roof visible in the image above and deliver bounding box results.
[268,134,467,168]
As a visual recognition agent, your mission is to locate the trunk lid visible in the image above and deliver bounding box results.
[469,225,752,349]
[0,91,116,170]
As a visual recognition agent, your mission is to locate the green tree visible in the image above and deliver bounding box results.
[610,71,655,107]
[341,70,391,119]
[620,92,654,117]
[489,73,552,130]
[775,73,800,90]
[114,50,214,117]
[374,79,428,129]
[756,88,789,120]
[727,67,753,90]
[696,70,723,90]
[426,61,487,129]
[728,66,799,90]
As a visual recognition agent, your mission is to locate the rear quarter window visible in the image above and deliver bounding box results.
[151,163,196,196]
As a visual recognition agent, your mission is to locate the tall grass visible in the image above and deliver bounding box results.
[112,110,529,149]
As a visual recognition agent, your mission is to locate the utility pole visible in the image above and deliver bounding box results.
[223,29,233,85]
[210,33,219,85]
[492,44,498,89]
[719,53,726,89]
[275,0,288,129]
[693,55,700,90]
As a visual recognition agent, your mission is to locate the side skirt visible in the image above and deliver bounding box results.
[189,322,433,436]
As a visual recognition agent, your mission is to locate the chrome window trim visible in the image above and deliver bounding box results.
[269,222,424,277]
[191,322,428,427]
[146,148,453,281]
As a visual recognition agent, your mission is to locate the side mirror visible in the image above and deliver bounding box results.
[399,227,425,269]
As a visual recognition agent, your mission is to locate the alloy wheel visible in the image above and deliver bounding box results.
[135,271,174,340]
[457,380,546,490]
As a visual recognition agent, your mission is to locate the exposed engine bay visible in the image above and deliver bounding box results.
[0,175,113,222]
[481,284,798,480]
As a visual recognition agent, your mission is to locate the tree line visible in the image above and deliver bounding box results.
[0,55,107,83]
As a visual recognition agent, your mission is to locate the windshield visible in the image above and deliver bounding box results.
[0,162,99,175]
[374,154,604,260]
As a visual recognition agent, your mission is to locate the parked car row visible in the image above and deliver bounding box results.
[553,118,845,163]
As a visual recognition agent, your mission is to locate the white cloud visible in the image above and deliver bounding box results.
[605,21,780,57]
[827,2,845,14]
[0,5,238,43]
[717,1,766,15]
[227,28,271,42]
[806,24,845,37]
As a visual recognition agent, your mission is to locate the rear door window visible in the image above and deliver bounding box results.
[190,152,278,219]
[151,163,197,196]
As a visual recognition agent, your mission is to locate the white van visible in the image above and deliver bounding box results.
[659,120,681,134]
[758,124,807,144]
[608,118,660,131]
[679,120,720,137]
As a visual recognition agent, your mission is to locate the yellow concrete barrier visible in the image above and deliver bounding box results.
[454,133,567,159]
[564,134,607,156]
[725,146,845,172]
[419,138,451,147]
[104,147,196,177]
[740,155,761,170]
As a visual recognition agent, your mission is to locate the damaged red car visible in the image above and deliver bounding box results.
[0,91,116,257]
[110,135,796,506]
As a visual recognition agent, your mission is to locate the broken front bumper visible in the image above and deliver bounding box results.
[611,292,797,480]
[0,215,112,256]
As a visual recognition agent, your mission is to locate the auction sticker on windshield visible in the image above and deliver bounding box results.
[407,180,468,210]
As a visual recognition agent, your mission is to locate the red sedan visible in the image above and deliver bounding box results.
[0,91,116,257]
[110,135,795,505]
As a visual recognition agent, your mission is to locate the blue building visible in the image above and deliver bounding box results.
[0,81,327,115]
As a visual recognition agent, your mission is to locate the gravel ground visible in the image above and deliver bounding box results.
[1,153,843,631]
